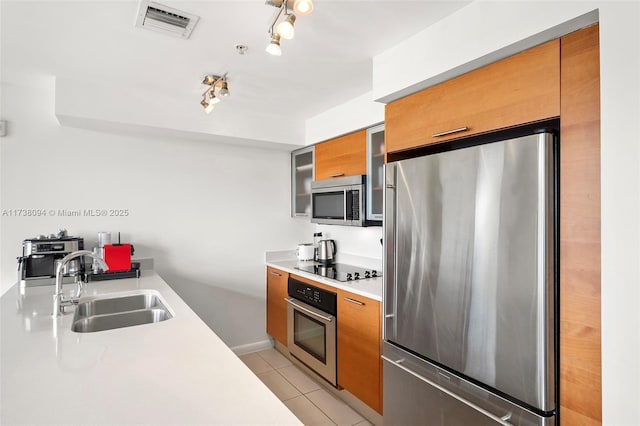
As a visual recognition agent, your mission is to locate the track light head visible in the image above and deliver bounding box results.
[208,88,221,104]
[293,0,313,15]
[219,80,230,97]
[201,98,215,114]
[266,33,282,56]
[276,14,296,39]
[202,75,218,85]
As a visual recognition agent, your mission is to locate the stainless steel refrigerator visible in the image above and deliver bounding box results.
[383,132,557,425]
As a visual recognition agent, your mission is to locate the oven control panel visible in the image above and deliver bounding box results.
[294,286,323,304]
[288,277,337,316]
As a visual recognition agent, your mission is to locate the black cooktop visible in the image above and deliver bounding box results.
[295,262,381,282]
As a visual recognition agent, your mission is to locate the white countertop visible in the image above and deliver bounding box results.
[0,273,302,426]
[265,251,383,301]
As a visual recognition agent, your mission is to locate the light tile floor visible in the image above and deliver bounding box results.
[239,349,372,426]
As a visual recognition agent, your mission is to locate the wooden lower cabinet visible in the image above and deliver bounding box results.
[266,267,288,346]
[337,290,382,414]
[272,273,383,413]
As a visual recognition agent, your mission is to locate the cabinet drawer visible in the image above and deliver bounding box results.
[386,39,560,154]
[315,130,367,180]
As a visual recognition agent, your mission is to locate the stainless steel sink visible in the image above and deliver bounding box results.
[71,291,173,333]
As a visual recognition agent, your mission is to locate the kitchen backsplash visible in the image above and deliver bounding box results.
[315,224,383,261]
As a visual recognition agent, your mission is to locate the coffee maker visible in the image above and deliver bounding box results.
[17,230,84,287]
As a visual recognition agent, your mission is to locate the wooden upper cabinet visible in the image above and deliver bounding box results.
[266,266,288,346]
[385,39,560,154]
[315,130,367,180]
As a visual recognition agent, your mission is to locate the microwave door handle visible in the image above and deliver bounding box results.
[344,191,348,222]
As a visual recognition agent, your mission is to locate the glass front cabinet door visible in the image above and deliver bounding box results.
[366,124,385,222]
[291,146,314,217]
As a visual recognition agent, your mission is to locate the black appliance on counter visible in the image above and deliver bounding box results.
[17,232,84,287]
[294,262,381,282]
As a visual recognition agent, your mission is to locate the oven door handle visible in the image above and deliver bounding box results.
[285,297,334,322]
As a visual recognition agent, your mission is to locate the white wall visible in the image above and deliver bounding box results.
[0,80,314,349]
[315,224,383,266]
[370,2,640,425]
[305,91,384,145]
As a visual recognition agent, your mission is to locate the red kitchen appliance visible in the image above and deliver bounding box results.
[103,244,132,272]
[103,233,134,272]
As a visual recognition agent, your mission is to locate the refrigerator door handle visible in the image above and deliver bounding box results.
[381,355,514,426]
[383,163,397,340]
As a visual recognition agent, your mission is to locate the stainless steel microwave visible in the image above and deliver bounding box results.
[311,175,365,226]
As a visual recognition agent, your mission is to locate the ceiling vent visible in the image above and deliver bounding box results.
[135,1,199,39]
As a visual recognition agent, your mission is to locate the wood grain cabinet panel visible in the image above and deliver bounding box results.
[337,290,382,414]
[315,130,367,180]
[385,39,560,153]
[559,24,601,425]
[266,267,289,346]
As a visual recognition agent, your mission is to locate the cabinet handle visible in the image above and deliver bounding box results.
[432,127,469,138]
[269,271,282,277]
[330,173,345,178]
[344,297,365,306]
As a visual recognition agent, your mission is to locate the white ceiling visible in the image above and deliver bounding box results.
[1,0,471,144]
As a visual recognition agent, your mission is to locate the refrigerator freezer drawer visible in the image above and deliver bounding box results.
[382,344,555,426]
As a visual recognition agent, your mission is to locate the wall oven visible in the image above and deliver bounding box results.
[286,277,337,386]
[310,175,365,226]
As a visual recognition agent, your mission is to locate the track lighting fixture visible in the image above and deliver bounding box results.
[200,73,229,114]
[265,0,313,56]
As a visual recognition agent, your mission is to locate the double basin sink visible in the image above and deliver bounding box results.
[71,290,173,333]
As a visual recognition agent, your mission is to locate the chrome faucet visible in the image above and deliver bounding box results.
[53,250,108,316]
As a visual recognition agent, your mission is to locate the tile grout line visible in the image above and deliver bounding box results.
[302,389,363,426]
[251,351,365,426]
[256,356,340,425]
[275,365,324,396]
[291,382,364,426]
[283,393,339,426]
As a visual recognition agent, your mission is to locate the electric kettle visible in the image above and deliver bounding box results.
[317,239,337,264]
